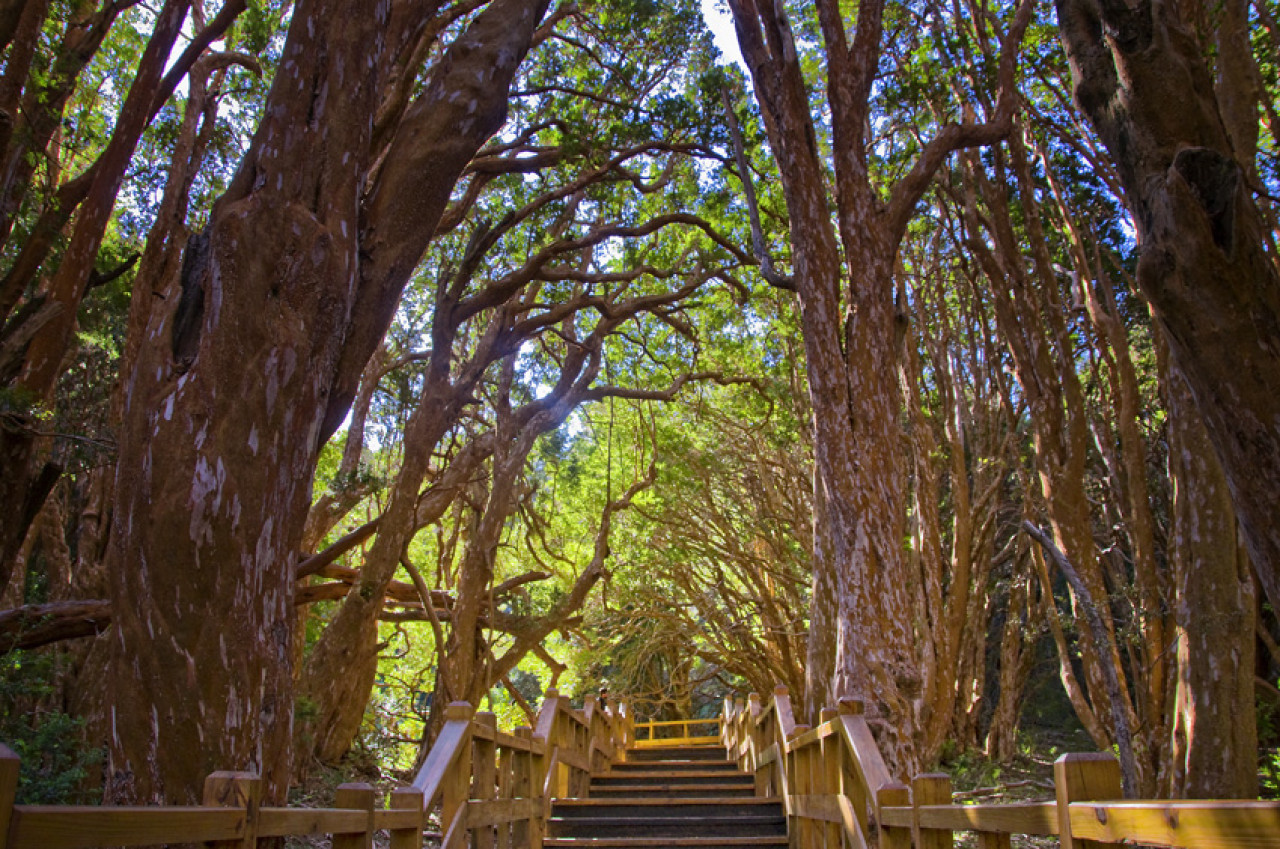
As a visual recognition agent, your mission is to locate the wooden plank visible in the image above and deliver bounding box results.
[9,807,244,849]
[913,774,954,849]
[836,794,872,849]
[631,736,721,748]
[914,802,1059,835]
[467,798,539,829]
[441,806,468,849]
[879,805,914,828]
[791,726,812,849]
[388,787,425,849]
[203,771,260,849]
[838,715,892,806]
[258,808,370,837]
[1055,754,1122,849]
[441,703,475,835]
[511,727,534,849]
[497,744,514,849]
[876,785,912,849]
[1068,801,1280,848]
[790,793,842,824]
[333,783,375,849]
[411,707,474,805]
[494,729,544,754]
[376,807,425,830]
[557,747,590,772]
[473,713,498,849]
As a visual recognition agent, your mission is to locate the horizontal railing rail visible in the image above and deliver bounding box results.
[631,717,723,747]
[1,687,634,849]
[721,685,1280,849]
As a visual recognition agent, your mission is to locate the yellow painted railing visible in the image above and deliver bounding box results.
[722,686,1280,849]
[630,717,723,748]
[0,688,634,849]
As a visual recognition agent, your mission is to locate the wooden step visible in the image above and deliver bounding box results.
[592,771,754,787]
[549,813,787,839]
[582,783,759,798]
[609,759,739,772]
[553,798,783,819]
[625,746,729,762]
[544,838,788,849]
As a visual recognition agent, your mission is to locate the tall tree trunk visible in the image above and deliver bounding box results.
[727,0,1031,774]
[104,0,549,804]
[1165,352,1258,798]
[1056,0,1280,613]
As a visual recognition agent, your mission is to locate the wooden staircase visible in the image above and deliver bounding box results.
[547,744,787,849]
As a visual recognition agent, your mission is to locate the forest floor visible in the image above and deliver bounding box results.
[939,742,1060,848]
[932,715,1096,849]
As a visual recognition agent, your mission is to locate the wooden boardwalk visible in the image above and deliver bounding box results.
[3,686,1280,848]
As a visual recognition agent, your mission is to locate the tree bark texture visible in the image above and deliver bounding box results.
[727,0,1030,775]
[104,0,549,804]
[1056,0,1280,613]
[1165,352,1258,798]
[727,0,916,770]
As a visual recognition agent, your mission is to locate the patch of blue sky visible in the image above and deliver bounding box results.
[699,0,746,71]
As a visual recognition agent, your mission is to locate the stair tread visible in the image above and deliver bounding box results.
[550,816,784,824]
[592,782,752,786]
[595,770,741,778]
[545,839,787,847]
[556,797,783,807]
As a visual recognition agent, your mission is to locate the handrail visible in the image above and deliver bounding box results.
[721,685,1280,849]
[631,717,723,747]
[0,687,631,849]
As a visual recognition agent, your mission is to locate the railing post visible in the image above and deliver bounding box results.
[788,724,808,849]
[513,726,536,849]
[474,712,498,849]
[837,699,868,834]
[747,692,762,776]
[912,773,953,849]
[498,736,514,849]
[0,745,18,849]
[334,782,375,849]
[1054,753,1122,849]
[583,696,601,775]
[443,701,476,846]
[977,830,1013,848]
[875,783,911,849]
[202,771,261,849]
[819,707,841,848]
[389,786,426,849]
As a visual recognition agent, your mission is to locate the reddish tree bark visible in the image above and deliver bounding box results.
[726,0,1031,774]
[104,0,550,804]
[1056,0,1280,613]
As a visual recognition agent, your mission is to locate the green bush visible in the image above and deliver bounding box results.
[1,651,102,804]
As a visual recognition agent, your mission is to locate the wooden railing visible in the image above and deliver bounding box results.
[631,717,723,747]
[0,687,632,849]
[722,686,1280,849]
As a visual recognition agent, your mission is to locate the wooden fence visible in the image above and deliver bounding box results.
[631,717,723,747]
[722,686,1280,849]
[0,688,633,849]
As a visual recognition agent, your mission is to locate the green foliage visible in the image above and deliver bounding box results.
[0,652,102,804]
